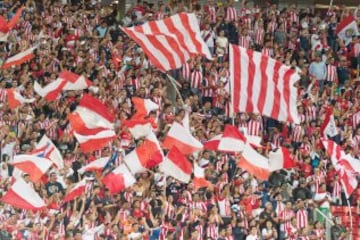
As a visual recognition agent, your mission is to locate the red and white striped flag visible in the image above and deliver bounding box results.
[78,157,109,174]
[269,147,295,171]
[122,13,212,72]
[63,179,87,202]
[74,129,116,153]
[1,178,46,211]
[11,155,53,182]
[124,132,163,174]
[59,70,92,91]
[122,119,154,139]
[33,79,67,101]
[322,139,360,198]
[237,144,270,180]
[132,97,159,119]
[163,122,203,155]
[6,88,35,109]
[336,15,359,46]
[69,94,114,132]
[2,47,36,69]
[32,135,64,169]
[159,146,192,183]
[322,139,360,174]
[102,164,136,194]
[229,45,300,123]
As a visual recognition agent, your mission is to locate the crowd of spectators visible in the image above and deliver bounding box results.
[0,0,360,239]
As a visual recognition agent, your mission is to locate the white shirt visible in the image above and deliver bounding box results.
[216,37,228,56]
[246,234,259,240]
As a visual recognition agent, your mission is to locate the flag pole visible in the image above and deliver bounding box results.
[341,181,353,240]
[166,74,185,106]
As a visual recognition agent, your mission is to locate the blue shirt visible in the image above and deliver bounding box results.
[309,61,327,81]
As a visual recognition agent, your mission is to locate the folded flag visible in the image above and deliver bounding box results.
[102,164,136,194]
[1,178,46,211]
[159,146,192,183]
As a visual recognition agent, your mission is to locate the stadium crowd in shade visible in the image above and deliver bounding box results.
[0,0,360,239]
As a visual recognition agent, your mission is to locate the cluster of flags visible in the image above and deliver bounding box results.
[68,94,116,153]
[2,11,359,211]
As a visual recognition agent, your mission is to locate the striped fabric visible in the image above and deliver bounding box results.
[122,13,212,72]
[229,44,300,123]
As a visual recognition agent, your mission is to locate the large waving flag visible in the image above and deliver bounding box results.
[336,15,359,46]
[70,94,116,152]
[163,122,203,155]
[33,79,67,101]
[269,147,295,171]
[33,71,91,100]
[32,135,64,169]
[59,70,92,91]
[193,162,211,189]
[159,146,192,183]
[230,45,300,123]
[122,12,211,72]
[102,164,136,194]
[6,88,35,109]
[1,178,46,211]
[63,179,87,202]
[124,132,163,174]
[132,97,159,119]
[78,157,109,174]
[122,118,154,139]
[69,94,114,132]
[203,134,222,151]
[0,6,23,42]
[74,130,116,153]
[11,155,53,182]
[2,47,36,69]
[218,125,247,152]
[237,144,270,180]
